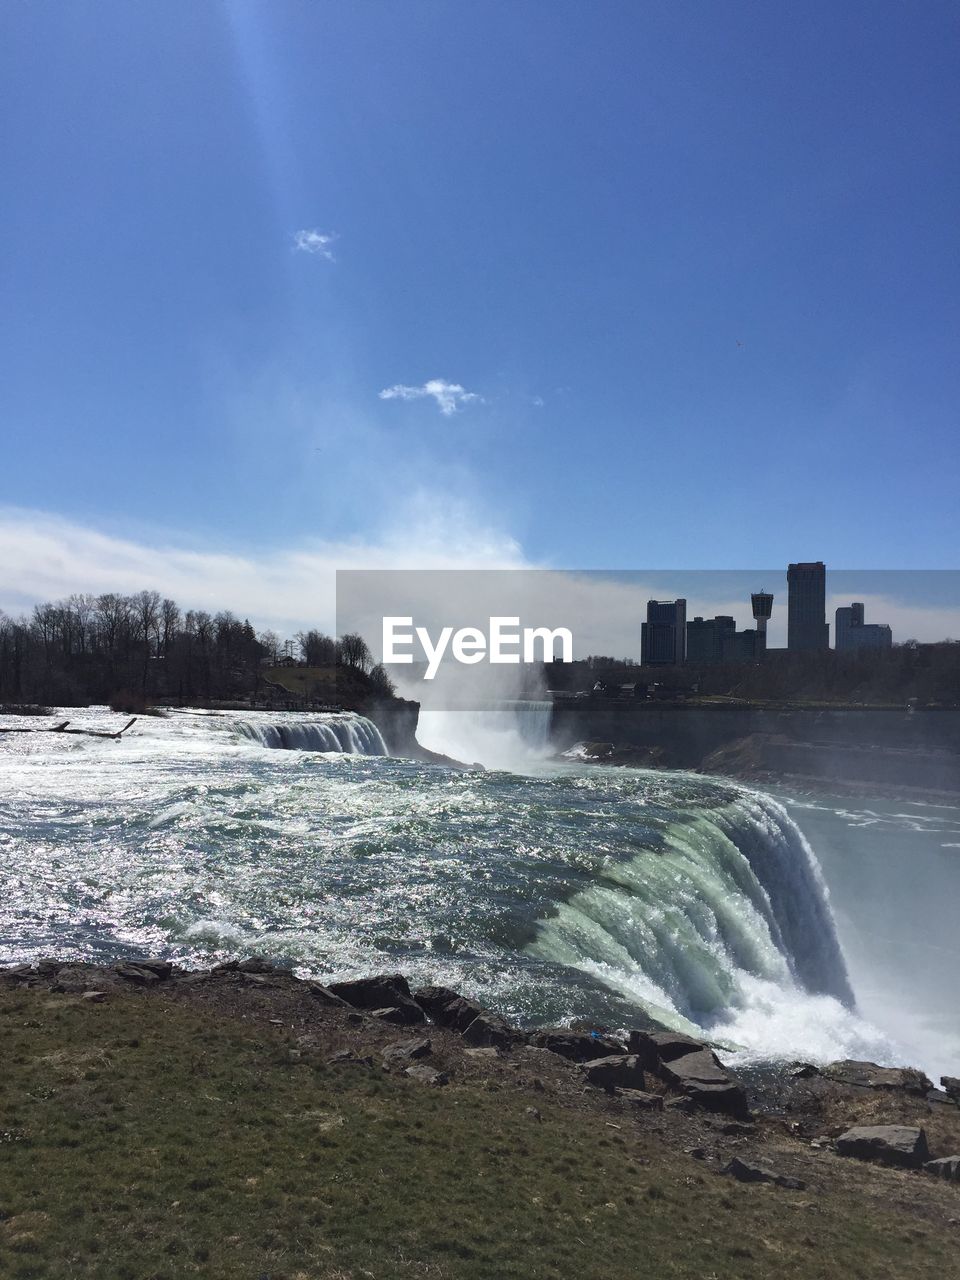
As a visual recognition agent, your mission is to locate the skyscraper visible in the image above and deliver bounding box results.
[686,615,736,663]
[835,602,893,651]
[787,562,828,652]
[641,599,686,665]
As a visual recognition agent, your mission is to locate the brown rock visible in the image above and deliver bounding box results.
[328,974,425,1024]
[581,1054,646,1092]
[529,1029,625,1061]
[823,1060,933,1095]
[115,963,160,984]
[617,1089,663,1111]
[924,1156,960,1181]
[306,982,350,1008]
[628,1029,707,1069]
[405,1065,448,1086]
[722,1157,806,1190]
[381,1038,432,1063]
[659,1050,749,1118]
[461,1010,522,1050]
[835,1125,930,1169]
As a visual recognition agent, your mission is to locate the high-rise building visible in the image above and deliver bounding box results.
[686,615,736,663]
[835,602,893,652]
[641,599,686,666]
[751,590,774,653]
[787,562,828,651]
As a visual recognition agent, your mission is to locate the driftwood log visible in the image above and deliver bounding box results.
[0,717,137,740]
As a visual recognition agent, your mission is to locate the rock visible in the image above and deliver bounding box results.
[835,1125,930,1169]
[114,963,161,984]
[789,1062,821,1079]
[927,1088,954,1107]
[370,1006,419,1025]
[241,972,277,986]
[413,986,520,1045]
[237,956,275,974]
[711,1120,756,1136]
[381,1038,432,1063]
[581,1054,646,1092]
[924,1156,960,1182]
[306,982,350,1008]
[722,1157,806,1190]
[328,974,425,1024]
[461,1010,521,1050]
[211,959,239,973]
[617,1089,663,1111]
[0,964,37,982]
[464,1046,500,1059]
[133,959,173,979]
[941,1076,960,1103]
[529,1029,625,1061]
[525,1106,542,1122]
[414,987,487,1032]
[177,971,210,986]
[46,964,97,992]
[80,991,107,1003]
[36,959,61,976]
[824,1060,933,1095]
[405,1065,448,1087]
[628,1029,707,1070]
[412,985,468,1022]
[326,1050,373,1068]
[659,1050,749,1118]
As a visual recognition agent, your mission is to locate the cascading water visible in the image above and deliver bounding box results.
[528,786,868,1059]
[236,714,387,755]
[5,705,944,1071]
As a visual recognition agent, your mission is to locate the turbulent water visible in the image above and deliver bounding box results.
[1,705,956,1077]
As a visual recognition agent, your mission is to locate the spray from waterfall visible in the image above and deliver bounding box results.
[393,654,553,770]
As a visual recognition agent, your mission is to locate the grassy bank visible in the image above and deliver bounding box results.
[1,985,957,1280]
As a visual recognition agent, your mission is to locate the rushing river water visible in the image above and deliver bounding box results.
[1,707,957,1080]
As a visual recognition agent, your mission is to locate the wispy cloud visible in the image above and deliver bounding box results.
[292,229,337,259]
[0,503,527,636]
[379,379,482,417]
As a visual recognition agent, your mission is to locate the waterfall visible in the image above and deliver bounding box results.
[236,714,387,756]
[416,699,553,769]
[529,788,856,1042]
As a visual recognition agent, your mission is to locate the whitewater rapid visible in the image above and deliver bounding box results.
[1,705,955,1077]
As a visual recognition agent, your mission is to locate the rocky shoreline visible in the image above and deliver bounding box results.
[558,738,960,803]
[5,956,959,1198]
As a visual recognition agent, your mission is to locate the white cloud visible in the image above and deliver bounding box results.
[0,503,528,637]
[292,228,337,259]
[378,379,482,416]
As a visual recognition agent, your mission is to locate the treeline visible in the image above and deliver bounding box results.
[0,592,391,708]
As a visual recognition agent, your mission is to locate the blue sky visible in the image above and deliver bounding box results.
[1,0,958,625]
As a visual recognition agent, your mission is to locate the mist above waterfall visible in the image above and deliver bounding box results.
[393,655,552,770]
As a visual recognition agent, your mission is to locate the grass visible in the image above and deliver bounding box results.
[0,987,955,1280]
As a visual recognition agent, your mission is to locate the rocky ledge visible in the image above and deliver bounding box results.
[3,957,960,1199]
